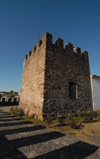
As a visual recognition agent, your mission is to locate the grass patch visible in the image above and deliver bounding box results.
[7,107,24,117]
[7,108,100,132]
[69,132,75,135]
[7,110,13,115]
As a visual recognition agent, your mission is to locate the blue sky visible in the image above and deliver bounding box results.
[0,0,100,92]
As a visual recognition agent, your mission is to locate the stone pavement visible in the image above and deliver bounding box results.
[0,106,100,159]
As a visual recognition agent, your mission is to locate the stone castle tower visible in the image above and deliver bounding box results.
[19,32,92,119]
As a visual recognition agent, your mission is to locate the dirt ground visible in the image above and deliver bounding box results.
[73,122,100,144]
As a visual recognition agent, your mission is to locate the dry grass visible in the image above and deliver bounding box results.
[8,107,100,142]
[72,122,100,144]
[94,110,100,115]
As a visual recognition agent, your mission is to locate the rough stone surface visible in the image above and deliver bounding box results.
[19,32,93,119]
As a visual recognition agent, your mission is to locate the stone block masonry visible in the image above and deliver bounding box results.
[19,32,93,120]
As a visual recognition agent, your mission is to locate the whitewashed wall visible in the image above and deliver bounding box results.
[91,78,100,110]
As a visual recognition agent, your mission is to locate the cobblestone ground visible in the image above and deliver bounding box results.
[0,106,100,159]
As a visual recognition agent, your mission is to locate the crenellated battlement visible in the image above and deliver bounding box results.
[81,50,88,57]
[27,51,32,57]
[65,42,73,50]
[24,32,88,61]
[75,47,81,54]
[55,38,63,48]
[20,32,92,119]
[36,40,42,48]
[32,46,36,53]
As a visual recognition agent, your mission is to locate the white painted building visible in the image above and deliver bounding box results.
[90,75,100,110]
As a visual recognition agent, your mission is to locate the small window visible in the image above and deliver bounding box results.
[69,82,78,99]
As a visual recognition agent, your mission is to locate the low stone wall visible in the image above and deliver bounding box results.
[0,98,19,106]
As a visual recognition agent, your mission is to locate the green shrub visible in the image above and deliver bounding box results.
[66,114,73,119]
[73,116,80,122]
[67,118,80,129]
[30,114,35,119]
[7,110,13,115]
[77,110,82,117]
[89,111,98,118]
[44,114,53,126]
[8,107,24,117]
[7,107,14,115]
[57,117,65,125]
[13,108,24,117]
[82,112,93,123]
[66,113,82,129]
[34,118,42,123]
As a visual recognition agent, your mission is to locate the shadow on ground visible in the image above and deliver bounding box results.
[0,109,99,159]
[33,141,98,159]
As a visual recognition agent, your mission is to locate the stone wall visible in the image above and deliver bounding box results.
[19,32,93,119]
[43,37,92,117]
[19,33,50,119]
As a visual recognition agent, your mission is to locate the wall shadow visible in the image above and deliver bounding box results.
[0,136,27,159]
[0,108,99,159]
[0,118,19,122]
[0,121,33,127]
[0,125,46,135]
[33,141,99,159]
[0,128,64,158]
[0,112,9,114]
[6,131,64,149]
[0,115,14,118]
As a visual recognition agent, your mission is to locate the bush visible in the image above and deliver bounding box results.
[30,114,35,119]
[65,113,82,129]
[66,114,73,119]
[13,108,24,117]
[34,118,42,123]
[7,110,13,115]
[44,114,53,127]
[67,117,80,129]
[8,107,24,117]
[82,112,93,123]
[73,116,80,122]
[7,107,14,115]
[88,111,98,118]
[77,110,82,117]
[57,117,65,125]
